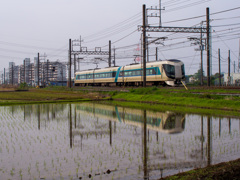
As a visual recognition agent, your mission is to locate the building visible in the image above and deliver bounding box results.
[224,73,240,86]
[2,59,67,86]
[24,58,31,84]
[46,61,67,84]
[8,62,19,85]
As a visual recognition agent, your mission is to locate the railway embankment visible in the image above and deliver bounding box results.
[108,86,240,117]
[0,86,240,117]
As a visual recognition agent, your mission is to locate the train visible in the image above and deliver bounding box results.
[75,103,186,134]
[74,59,185,87]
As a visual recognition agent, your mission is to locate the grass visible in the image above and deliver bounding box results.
[109,87,240,116]
[0,86,239,116]
[0,88,109,106]
[161,158,240,180]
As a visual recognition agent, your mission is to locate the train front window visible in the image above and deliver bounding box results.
[181,64,185,77]
[163,64,175,78]
[163,115,176,130]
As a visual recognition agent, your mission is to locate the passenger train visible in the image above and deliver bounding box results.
[76,103,186,134]
[75,59,185,86]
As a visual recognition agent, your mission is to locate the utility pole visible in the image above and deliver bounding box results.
[228,50,231,85]
[47,60,49,85]
[68,39,72,88]
[4,68,5,85]
[156,47,158,61]
[74,54,76,77]
[159,0,164,26]
[142,4,147,87]
[109,40,111,67]
[200,25,204,86]
[206,7,210,87]
[218,49,221,86]
[38,53,40,87]
[113,48,116,66]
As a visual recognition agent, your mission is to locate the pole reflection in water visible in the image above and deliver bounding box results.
[143,110,148,180]
[219,117,221,137]
[109,120,112,146]
[1,103,240,180]
[69,104,73,149]
[201,116,204,160]
[229,118,231,134]
[38,104,40,130]
[207,116,211,166]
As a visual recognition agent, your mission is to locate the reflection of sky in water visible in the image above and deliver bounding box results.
[0,103,239,180]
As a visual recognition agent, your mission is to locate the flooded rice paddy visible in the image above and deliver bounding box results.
[0,102,240,180]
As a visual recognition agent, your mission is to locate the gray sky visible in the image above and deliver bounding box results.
[1,0,240,75]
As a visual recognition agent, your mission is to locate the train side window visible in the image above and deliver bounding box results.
[132,71,136,76]
[87,74,93,79]
[112,72,116,77]
[125,71,129,76]
[119,72,123,77]
[80,75,86,79]
[146,70,149,75]
[95,74,99,78]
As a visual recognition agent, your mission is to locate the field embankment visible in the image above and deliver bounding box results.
[161,158,240,180]
[108,86,240,117]
[0,87,109,105]
[0,86,239,117]
[0,86,240,179]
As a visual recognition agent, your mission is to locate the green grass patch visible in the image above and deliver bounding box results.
[162,158,240,180]
[110,87,240,113]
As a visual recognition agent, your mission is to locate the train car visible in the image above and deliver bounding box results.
[76,103,186,134]
[75,59,185,86]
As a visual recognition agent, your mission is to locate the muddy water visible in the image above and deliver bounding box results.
[0,103,239,180]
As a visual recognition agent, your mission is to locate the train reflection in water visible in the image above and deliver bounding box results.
[75,103,185,134]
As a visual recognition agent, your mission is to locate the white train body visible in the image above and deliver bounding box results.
[75,59,185,86]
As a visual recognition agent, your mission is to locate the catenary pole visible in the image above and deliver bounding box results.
[68,39,72,88]
[37,53,40,87]
[206,7,210,86]
[218,49,221,86]
[142,4,147,87]
[228,50,231,85]
[109,40,111,67]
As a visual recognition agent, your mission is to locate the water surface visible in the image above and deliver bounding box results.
[0,103,239,179]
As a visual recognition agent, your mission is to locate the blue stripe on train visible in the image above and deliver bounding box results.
[115,66,122,83]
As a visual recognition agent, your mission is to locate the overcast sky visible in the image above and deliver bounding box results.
[1,0,240,76]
